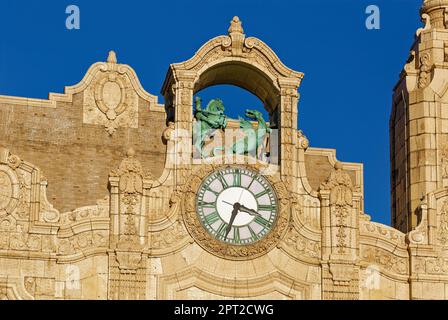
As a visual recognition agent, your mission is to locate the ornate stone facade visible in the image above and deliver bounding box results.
[0,5,448,300]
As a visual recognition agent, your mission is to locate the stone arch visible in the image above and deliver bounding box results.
[193,59,281,113]
[161,16,304,185]
[162,17,303,121]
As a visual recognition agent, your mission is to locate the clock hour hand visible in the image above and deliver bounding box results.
[225,204,240,239]
[239,204,261,217]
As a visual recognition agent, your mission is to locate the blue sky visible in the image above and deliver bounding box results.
[0,0,423,226]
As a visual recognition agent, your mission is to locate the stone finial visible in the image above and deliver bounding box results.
[107,50,117,64]
[228,16,244,34]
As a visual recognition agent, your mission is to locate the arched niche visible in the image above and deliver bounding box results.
[161,16,304,183]
[162,16,303,121]
[194,61,280,117]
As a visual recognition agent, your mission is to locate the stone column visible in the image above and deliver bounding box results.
[278,80,300,188]
[172,72,195,186]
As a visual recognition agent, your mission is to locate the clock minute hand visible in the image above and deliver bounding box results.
[225,204,240,239]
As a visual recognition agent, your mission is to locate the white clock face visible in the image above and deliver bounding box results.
[196,167,278,245]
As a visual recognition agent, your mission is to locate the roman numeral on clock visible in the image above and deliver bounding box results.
[205,186,219,196]
[248,225,259,241]
[233,169,241,187]
[233,227,241,243]
[216,173,228,189]
[258,204,275,212]
[254,215,272,228]
[216,222,227,239]
[204,211,220,225]
[255,190,269,198]
[199,201,215,209]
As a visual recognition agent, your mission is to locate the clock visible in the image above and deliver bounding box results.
[196,167,278,245]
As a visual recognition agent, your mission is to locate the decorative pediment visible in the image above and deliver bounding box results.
[63,51,160,135]
[162,16,304,111]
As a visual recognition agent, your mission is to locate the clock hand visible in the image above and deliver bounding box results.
[237,188,245,203]
[239,204,261,217]
[222,200,235,207]
[225,203,240,239]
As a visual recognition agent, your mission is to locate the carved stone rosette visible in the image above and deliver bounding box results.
[182,162,290,260]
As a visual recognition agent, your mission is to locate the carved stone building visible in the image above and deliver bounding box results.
[0,2,448,300]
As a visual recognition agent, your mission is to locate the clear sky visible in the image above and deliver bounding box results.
[0,0,423,226]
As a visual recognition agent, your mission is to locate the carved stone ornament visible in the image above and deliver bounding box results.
[329,263,355,286]
[221,16,258,58]
[320,162,354,254]
[110,148,153,248]
[440,141,448,179]
[418,52,432,88]
[182,162,290,260]
[416,13,431,37]
[0,150,22,218]
[438,200,448,245]
[115,251,142,274]
[361,247,408,275]
[83,51,139,135]
[296,130,309,150]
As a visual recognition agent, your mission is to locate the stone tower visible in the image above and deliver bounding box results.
[391,0,448,232]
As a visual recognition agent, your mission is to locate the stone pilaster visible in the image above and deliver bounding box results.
[278,80,300,188]
[319,162,361,299]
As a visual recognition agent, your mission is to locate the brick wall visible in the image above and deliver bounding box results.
[0,93,167,213]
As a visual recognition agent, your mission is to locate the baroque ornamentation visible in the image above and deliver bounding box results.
[83,51,139,135]
[361,247,408,275]
[415,257,448,275]
[150,221,189,250]
[162,122,175,142]
[0,170,13,214]
[115,251,143,274]
[182,162,290,260]
[320,162,353,254]
[361,221,406,244]
[441,141,448,179]
[0,165,20,219]
[109,149,153,251]
[297,130,309,150]
[60,197,109,225]
[416,13,431,37]
[283,226,320,259]
[57,230,108,255]
[418,52,432,88]
[221,16,256,57]
[438,200,448,245]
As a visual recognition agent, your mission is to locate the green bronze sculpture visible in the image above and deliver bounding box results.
[193,97,271,160]
[193,97,228,158]
[212,109,271,160]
